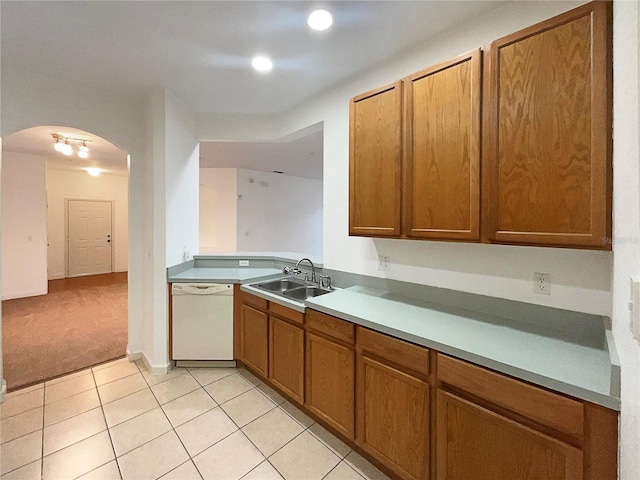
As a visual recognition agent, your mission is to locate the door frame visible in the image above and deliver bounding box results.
[64,198,115,278]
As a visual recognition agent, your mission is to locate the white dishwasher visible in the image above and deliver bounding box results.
[171,283,234,365]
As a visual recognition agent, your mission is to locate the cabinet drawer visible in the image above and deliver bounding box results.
[437,354,584,438]
[307,309,355,345]
[241,291,268,311]
[270,302,304,326]
[357,327,429,376]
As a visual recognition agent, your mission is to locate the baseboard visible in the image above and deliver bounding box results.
[128,349,171,375]
[176,360,236,368]
[48,274,65,280]
[2,288,48,301]
[0,378,7,403]
[126,349,142,362]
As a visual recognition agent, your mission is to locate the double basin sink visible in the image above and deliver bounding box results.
[254,277,333,302]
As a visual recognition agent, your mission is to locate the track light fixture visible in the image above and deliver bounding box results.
[52,133,91,158]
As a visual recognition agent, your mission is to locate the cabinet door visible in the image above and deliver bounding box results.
[436,390,583,480]
[404,50,481,241]
[349,81,403,237]
[356,355,429,480]
[305,332,355,439]
[269,316,304,403]
[483,2,612,249]
[241,304,268,377]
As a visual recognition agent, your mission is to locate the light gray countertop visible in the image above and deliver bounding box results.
[306,286,620,411]
[168,267,282,284]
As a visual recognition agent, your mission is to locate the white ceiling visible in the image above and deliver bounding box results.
[200,128,323,180]
[1,1,506,115]
[2,1,506,178]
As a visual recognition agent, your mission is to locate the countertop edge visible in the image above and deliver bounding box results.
[305,301,621,411]
[167,269,283,284]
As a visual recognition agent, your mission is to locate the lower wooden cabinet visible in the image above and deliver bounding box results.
[436,390,583,480]
[234,300,617,480]
[269,316,304,403]
[356,354,430,480]
[240,304,268,377]
[305,331,355,439]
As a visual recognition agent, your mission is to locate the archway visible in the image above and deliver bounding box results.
[1,126,130,390]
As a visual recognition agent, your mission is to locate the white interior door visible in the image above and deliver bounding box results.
[68,200,113,277]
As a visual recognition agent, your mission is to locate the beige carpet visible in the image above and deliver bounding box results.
[2,281,128,391]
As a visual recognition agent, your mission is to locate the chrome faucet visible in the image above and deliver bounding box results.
[295,257,316,283]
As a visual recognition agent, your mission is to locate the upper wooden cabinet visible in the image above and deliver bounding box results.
[349,81,403,237]
[349,2,612,250]
[483,2,612,249]
[404,50,481,241]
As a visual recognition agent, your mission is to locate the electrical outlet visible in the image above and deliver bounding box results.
[533,272,550,295]
[239,260,249,267]
[378,255,390,271]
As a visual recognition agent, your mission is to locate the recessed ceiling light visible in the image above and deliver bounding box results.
[308,10,332,31]
[251,56,273,72]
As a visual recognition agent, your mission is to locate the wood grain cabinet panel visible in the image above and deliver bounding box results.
[240,304,268,377]
[305,332,355,439]
[404,50,481,241]
[349,81,403,237]
[356,355,430,480]
[307,309,355,345]
[483,2,612,249]
[436,390,583,480]
[269,316,304,403]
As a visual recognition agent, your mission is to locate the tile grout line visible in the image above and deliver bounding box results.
[200,383,272,479]
[321,461,342,480]
[160,459,203,480]
[92,364,124,480]
[40,377,46,480]
[42,389,101,430]
[148,375,208,480]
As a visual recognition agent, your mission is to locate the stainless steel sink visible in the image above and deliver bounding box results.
[255,278,306,293]
[253,277,334,302]
[283,286,332,301]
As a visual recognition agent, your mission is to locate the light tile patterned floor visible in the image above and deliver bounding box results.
[0,358,389,480]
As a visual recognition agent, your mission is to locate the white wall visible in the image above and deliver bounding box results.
[46,168,128,279]
[236,169,323,258]
[1,152,48,300]
[164,90,199,267]
[612,1,640,477]
[199,168,237,253]
[144,89,199,369]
